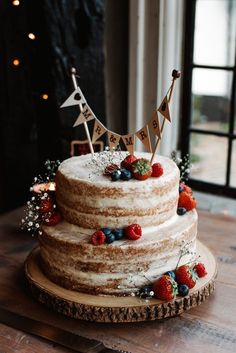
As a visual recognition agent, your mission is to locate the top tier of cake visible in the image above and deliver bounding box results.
[56,152,180,229]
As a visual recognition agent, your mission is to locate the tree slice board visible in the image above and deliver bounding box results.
[25,240,217,323]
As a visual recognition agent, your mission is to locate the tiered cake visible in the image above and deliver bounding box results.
[39,152,198,296]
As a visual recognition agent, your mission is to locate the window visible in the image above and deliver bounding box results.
[181,0,236,198]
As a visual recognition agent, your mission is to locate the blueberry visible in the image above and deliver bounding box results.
[111,170,121,181]
[120,168,132,181]
[105,233,116,244]
[165,270,176,280]
[139,285,153,298]
[113,228,124,240]
[101,228,112,236]
[178,284,189,297]
[177,207,187,216]
[179,185,184,193]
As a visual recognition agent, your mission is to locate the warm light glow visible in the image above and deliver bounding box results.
[31,182,56,194]
[41,94,49,100]
[12,0,20,6]
[28,33,36,40]
[48,182,56,191]
[12,59,20,66]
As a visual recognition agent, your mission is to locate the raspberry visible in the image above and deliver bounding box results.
[178,191,197,211]
[194,263,207,278]
[124,224,142,240]
[44,212,62,226]
[91,230,106,245]
[152,163,164,177]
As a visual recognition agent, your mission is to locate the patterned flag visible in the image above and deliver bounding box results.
[158,96,171,122]
[122,134,135,154]
[135,125,152,152]
[148,111,161,138]
[73,105,95,127]
[60,86,86,108]
[92,119,107,143]
[107,131,121,150]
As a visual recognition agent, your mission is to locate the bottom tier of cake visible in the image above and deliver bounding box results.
[39,210,198,296]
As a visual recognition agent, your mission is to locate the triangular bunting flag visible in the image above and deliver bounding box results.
[135,125,152,152]
[157,96,171,122]
[122,134,135,155]
[73,105,95,127]
[60,86,86,108]
[148,111,161,138]
[107,131,121,150]
[92,119,107,143]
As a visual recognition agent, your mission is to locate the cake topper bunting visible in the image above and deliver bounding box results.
[61,68,180,158]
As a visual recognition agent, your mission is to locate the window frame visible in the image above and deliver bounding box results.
[180,0,236,198]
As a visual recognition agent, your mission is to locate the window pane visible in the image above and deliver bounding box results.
[230,140,236,187]
[190,133,227,185]
[194,0,236,67]
[191,68,232,132]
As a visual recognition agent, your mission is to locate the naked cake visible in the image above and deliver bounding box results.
[38,152,198,296]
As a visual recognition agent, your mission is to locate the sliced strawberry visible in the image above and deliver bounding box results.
[132,158,152,180]
[153,275,178,301]
[91,230,106,245]
[175,265,198,289]
[44,212,62,226]
[194,263,207,278]
[152,163,164,177]
[178,191,197,211]
[121,154,137,171]
[124,224,142,240]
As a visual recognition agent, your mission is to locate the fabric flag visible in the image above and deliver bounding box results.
[148,111,161,138]
[60,86,86,108]
[135,125,152,152]
[107,131,121,150]
[157,95,171,122]
[122,134,135,155]
[73,105,95,127]
[92,119,107,143]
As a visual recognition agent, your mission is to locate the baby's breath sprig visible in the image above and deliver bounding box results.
[175,239,196,270]
[171,151,192,182]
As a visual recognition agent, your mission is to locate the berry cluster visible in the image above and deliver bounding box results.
[139,262,207,301]
[91,223,142,245]
[177,182,197,216]
[104,154,164,182]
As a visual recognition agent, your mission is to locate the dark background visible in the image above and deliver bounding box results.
[0,0,129,213]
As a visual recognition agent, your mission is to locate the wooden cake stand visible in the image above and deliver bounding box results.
[25,240,217,323]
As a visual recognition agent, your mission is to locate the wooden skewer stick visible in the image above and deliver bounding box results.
[71,67,94,156]
[150,70,181,164]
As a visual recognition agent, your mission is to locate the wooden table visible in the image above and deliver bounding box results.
[0,207,236,353]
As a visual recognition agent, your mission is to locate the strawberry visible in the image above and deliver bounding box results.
[124,224,142,240]
[104,163,119,176]
[44,211,62,226]
[153,275,178,301]
[121,154,137,171]
[132,158,152,180]
[39,198,54,214]
[178,191,197,211]
[152,163,164,177]
[179,182,192,194]
[175,265,198,289]
[91,230,106,245]
[194,263,207,278]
